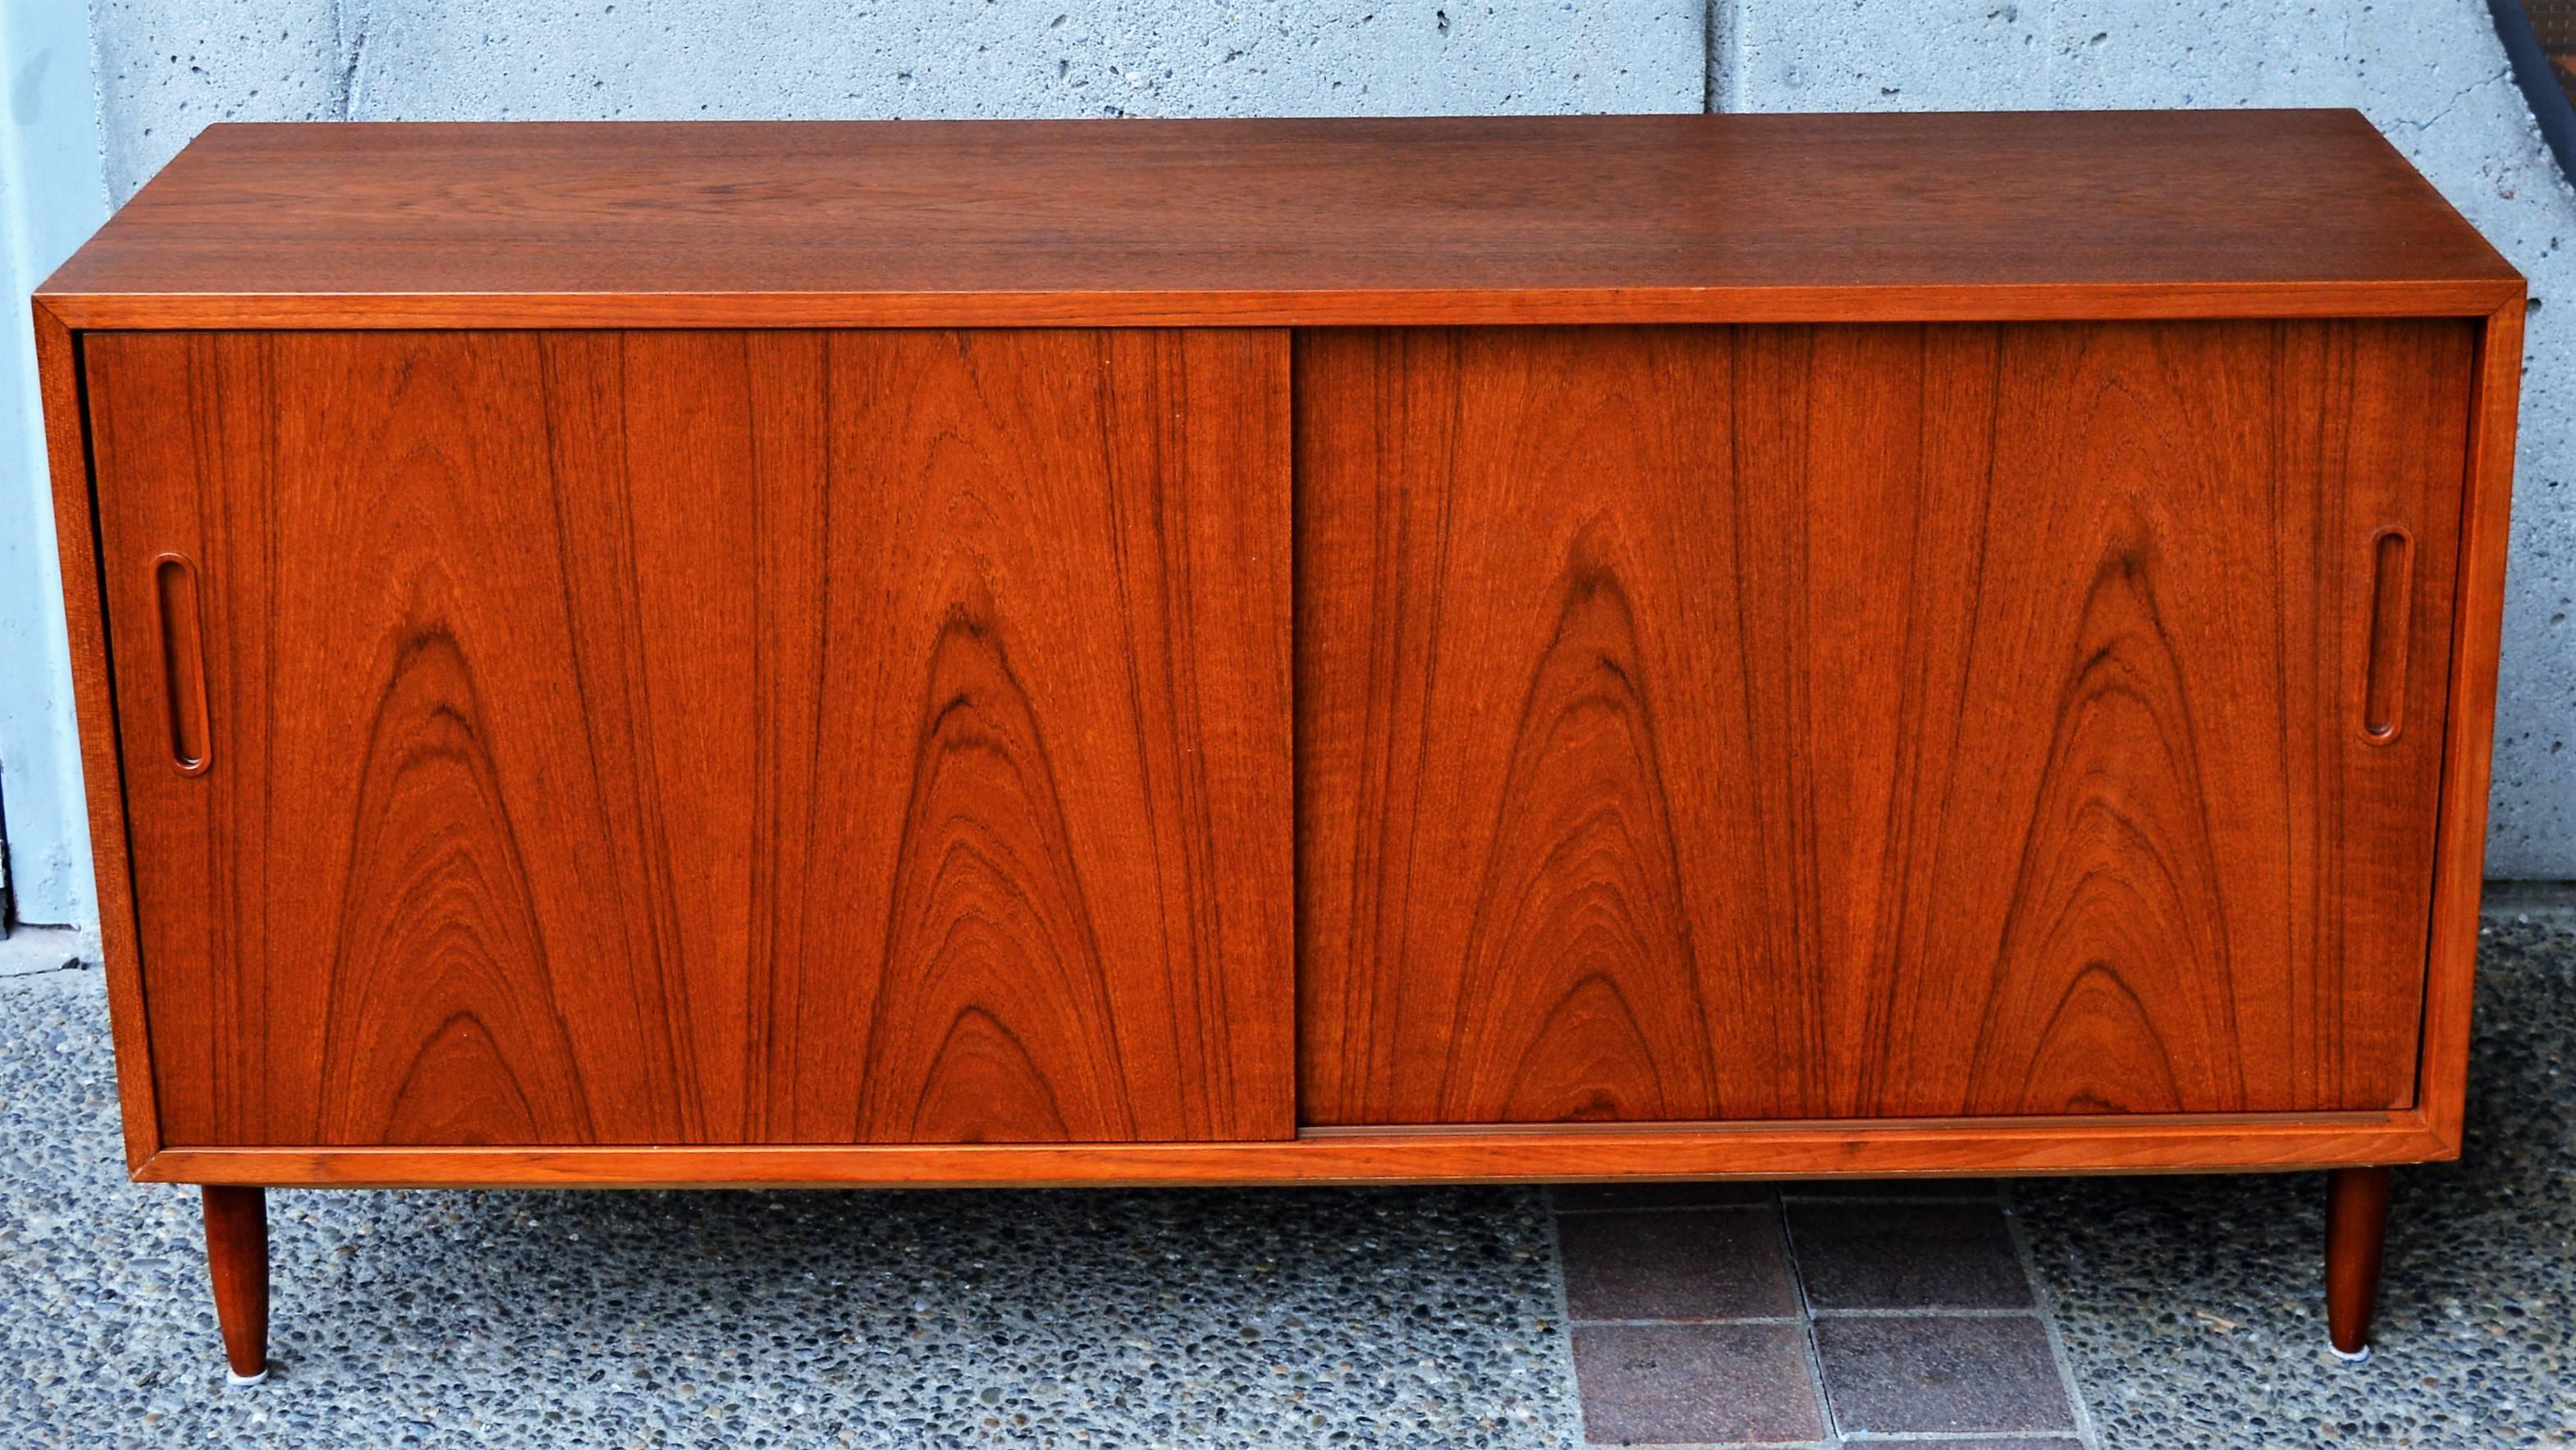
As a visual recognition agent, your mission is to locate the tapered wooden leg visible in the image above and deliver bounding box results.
[2325,1166,2391,1362]
[202,1186,269,1384]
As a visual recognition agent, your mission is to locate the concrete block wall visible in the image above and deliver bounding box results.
[90,1,1709,200]
[5,0,2569,938]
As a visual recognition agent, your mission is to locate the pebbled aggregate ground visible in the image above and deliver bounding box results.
[0,972,1576,1448]
[3,912,2570,1447]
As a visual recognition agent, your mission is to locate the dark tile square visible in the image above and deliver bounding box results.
[1814,1315,2075,1435]
[1787,1201,2032,1309]
[1553,1181,1776,1212]
[1558,1208,1799,1321]
[1571,1322,1825,1445]
[1778,1177,1998,1199]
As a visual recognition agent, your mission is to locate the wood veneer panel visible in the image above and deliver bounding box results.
[1297,320,2472,1126]
[83,327,1290,1147]
[2417,300,2528,1155]
[33,304,162,1169]
[38,112,2517,330]
[137,1107,2457,1189]
[785,328,1293,1143]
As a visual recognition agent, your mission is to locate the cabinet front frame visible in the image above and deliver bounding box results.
[34,296,2521,1187]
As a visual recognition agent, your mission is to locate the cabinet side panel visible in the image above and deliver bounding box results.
[2416,299,2525,1152]
[38,310,160,1167]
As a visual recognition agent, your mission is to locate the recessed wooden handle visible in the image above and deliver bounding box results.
[152,552,213,775]
[2361,528,2412,744]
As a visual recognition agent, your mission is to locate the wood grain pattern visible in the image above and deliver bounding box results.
[2325,1164,2393,1355]
[38,283,2525,333]
[2417,300,2528,1157]
[36,112,2518,330]
[81,327,1291,1148]
[34,307,164,1169]
[135,1107,2459,1189]
[1298,321,2473,1126]
[200,1186,267,1380]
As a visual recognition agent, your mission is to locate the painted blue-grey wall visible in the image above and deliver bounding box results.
[0,0,106,940]
[4,1,2573,950]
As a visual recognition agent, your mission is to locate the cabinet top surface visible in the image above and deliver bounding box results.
[39,109,2520,328]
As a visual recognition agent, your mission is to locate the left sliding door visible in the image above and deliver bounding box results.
[85,329,1293,1147]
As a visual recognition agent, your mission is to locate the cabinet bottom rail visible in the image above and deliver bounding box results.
[140,1110,2455,1191]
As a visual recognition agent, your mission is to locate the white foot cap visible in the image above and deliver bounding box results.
[2330,1343,2371,1365]
[225,1366,268,1387]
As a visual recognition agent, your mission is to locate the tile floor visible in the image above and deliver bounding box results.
[1555,1181,2089,1448]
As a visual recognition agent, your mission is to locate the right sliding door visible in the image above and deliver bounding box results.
[1296,322,2473,1125]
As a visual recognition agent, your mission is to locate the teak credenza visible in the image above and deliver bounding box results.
[36,111,2521,1380]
